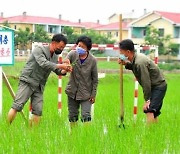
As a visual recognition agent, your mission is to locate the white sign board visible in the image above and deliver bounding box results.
[0,30,14,65]
[0,30,14,116]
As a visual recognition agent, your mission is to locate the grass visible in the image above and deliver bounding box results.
[3,61,180,75]
[0,62,180,153]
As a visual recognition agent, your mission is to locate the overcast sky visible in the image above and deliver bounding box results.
[1,0,180,24]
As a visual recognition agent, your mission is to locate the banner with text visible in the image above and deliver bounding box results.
[0,30,14,65]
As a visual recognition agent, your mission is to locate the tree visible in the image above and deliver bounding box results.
[62,26,79,43]
[15,27,32,50]
[14,25,51,49]
[83,29,116,44]
[145,26,172,55]
[168,43,179,56]
[32,25,51,43]
[62,27,116,44]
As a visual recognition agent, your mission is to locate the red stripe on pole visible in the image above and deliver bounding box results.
[58,102,62,109]
[113,47,119,50]
[134,89,138,97]
[106,44,114,47]
[29,103,32,110]
[58,87,62,93]
[134,106,137,114]
[92,44,98,47]
[154,57,158,64]
[98,47,105,50]
[58,57,62,64]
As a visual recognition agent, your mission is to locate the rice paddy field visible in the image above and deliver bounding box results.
[0,61,180,154]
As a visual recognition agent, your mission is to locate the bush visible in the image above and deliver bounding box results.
[159,62,180,71]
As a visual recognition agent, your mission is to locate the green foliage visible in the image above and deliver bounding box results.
[167,43,179,56]
[15,27,32,50]
[13,25,51,50]
[62,27,115,44]
[62,26,79,44]
[32,25,51,42]
[158,62,180,70]
[145,26,172,55]
[62,27,76,43]
[83,29,116,44]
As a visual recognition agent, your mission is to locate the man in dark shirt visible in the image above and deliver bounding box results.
[118,39,167,124]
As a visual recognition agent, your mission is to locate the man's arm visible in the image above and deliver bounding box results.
[137,64,151,101]
[33,46,71,72]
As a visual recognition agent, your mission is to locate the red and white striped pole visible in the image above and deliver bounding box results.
[58,54,62,115]
[154,46,158,65]
[133,78,139,121]
[29,102,33,121]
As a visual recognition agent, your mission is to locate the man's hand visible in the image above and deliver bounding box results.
[57,63,72,72]
[143,100,150,111]
[89,97,95,104]
[118,59,127,65]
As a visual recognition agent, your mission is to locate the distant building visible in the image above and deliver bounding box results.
[129,11,180,55]
[93,21,130,43]
[98,11,138,42]
[1,10,180,54]
[0,12,85,37]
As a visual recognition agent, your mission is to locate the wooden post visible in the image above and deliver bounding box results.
[119,14,124,127]
[2,71,27,121]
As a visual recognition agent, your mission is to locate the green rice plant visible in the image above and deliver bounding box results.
[1,63,180,153]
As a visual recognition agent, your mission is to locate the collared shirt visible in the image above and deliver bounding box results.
[125,53,166,101]
[20,45,64,90]
[65,50,98,100]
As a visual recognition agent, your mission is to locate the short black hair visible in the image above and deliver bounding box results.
[76,35,92,50]
[52,33,67,44]
[119,39,135,52]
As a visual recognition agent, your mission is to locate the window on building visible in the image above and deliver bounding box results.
[14,25,17,29]
[107,32,111,37]
[49,27,53,33]
[174,27,180,38]
[158,28,164,37]
[142,29,146,37]
[115,32,118,37]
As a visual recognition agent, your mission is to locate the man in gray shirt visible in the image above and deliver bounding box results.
[118,39,167,124]
[7,34,72,126]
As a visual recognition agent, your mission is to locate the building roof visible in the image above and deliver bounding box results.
[79,22,104,29]
[130,11,180,26]
[0,14,85,27]
[156,11,180,24]
[93,21,130,31]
